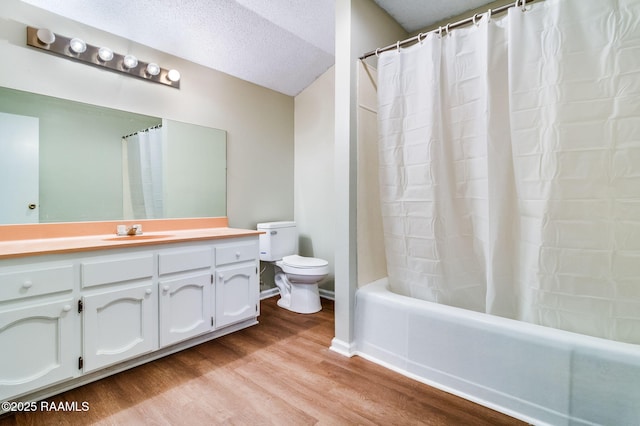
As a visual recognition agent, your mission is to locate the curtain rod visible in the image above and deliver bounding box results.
[360,0,535,60]
[123,123,162,139]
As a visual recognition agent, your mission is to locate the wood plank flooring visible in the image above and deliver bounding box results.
[0,297,526,425]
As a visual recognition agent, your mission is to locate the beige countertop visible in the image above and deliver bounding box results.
[0,218,263,259]
[0,227,263,259]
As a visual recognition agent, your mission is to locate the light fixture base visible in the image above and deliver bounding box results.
[26,26,180,89]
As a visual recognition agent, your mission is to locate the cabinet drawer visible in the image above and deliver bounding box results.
[81,254,154,288]
[215,241,258,266]
[0,265,74,302]
[158,247,211,275]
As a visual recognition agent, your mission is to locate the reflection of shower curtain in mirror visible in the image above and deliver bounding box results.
[122,126,163,219]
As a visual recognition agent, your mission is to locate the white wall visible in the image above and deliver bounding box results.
[297,60,385,293]
[0,0,294,230]
[294,66,336,292]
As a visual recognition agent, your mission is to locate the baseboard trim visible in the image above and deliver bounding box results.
[260,288,279,300]
[319,289,335,300]
[260,287,335,301]
[329,338,356,357]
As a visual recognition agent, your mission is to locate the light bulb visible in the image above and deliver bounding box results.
[123,54,138,69]
[167,69,181,82]
[146,63,160,76]
[69,38,87,54]
[98,47,114,62]
[36,28,56,45]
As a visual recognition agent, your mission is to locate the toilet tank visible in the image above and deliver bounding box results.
[257,221,298,261]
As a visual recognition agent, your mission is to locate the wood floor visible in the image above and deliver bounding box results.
[1,297,526,425]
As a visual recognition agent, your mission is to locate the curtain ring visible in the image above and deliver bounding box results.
[396,40,400,52]
[445,24,450,37]
[517,0,527,11]
[417,32,425,43]
[375,47,381,57]
[472,13,480,26]
[487,8,492,22]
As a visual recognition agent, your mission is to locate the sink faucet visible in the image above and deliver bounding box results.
[116,224,142,236]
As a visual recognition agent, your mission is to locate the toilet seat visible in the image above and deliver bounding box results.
[276,255,329,276]
[282,255,327,268]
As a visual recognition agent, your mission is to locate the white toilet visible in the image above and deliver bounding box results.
[257,221,329,314]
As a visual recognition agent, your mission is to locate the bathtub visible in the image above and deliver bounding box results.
[354,278,640,426]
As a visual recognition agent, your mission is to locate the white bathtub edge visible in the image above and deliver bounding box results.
[354,277,640,426]
[353,349,544,426]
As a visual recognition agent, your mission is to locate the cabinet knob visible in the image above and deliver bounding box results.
[63,304,72,312]
[22,281,33,289]
[162,285,170,292]
[146,289,153,295]
[218,273,224,280]
[235,251,241,258]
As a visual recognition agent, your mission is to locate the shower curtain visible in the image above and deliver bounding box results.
[376,0,640,344]
[122,126,164,219]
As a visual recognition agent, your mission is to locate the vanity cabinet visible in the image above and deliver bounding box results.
[158,247,212,347]
[0,233,260,405]
[214,240,259,329]
[80,252,157,373]
[0,262,76,401]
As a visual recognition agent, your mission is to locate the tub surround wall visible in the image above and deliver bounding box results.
[356,61,386,287]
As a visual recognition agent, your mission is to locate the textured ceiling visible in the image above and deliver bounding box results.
[20,0,493,96]
[374,0,498,33]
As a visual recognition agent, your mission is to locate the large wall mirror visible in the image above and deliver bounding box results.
[0,86,226,225]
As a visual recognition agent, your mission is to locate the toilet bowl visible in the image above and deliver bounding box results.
[257,221,329,314]
[273,255,329,314]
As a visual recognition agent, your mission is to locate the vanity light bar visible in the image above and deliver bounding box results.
[26,26,180,89]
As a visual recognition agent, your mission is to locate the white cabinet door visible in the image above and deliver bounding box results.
[215,264,258,329]
[82,282,157,373]
[0,298,75,400]
[159,273,212,347]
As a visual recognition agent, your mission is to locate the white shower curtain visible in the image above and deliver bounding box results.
[122,126,164,219]
[377,0,640,343]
